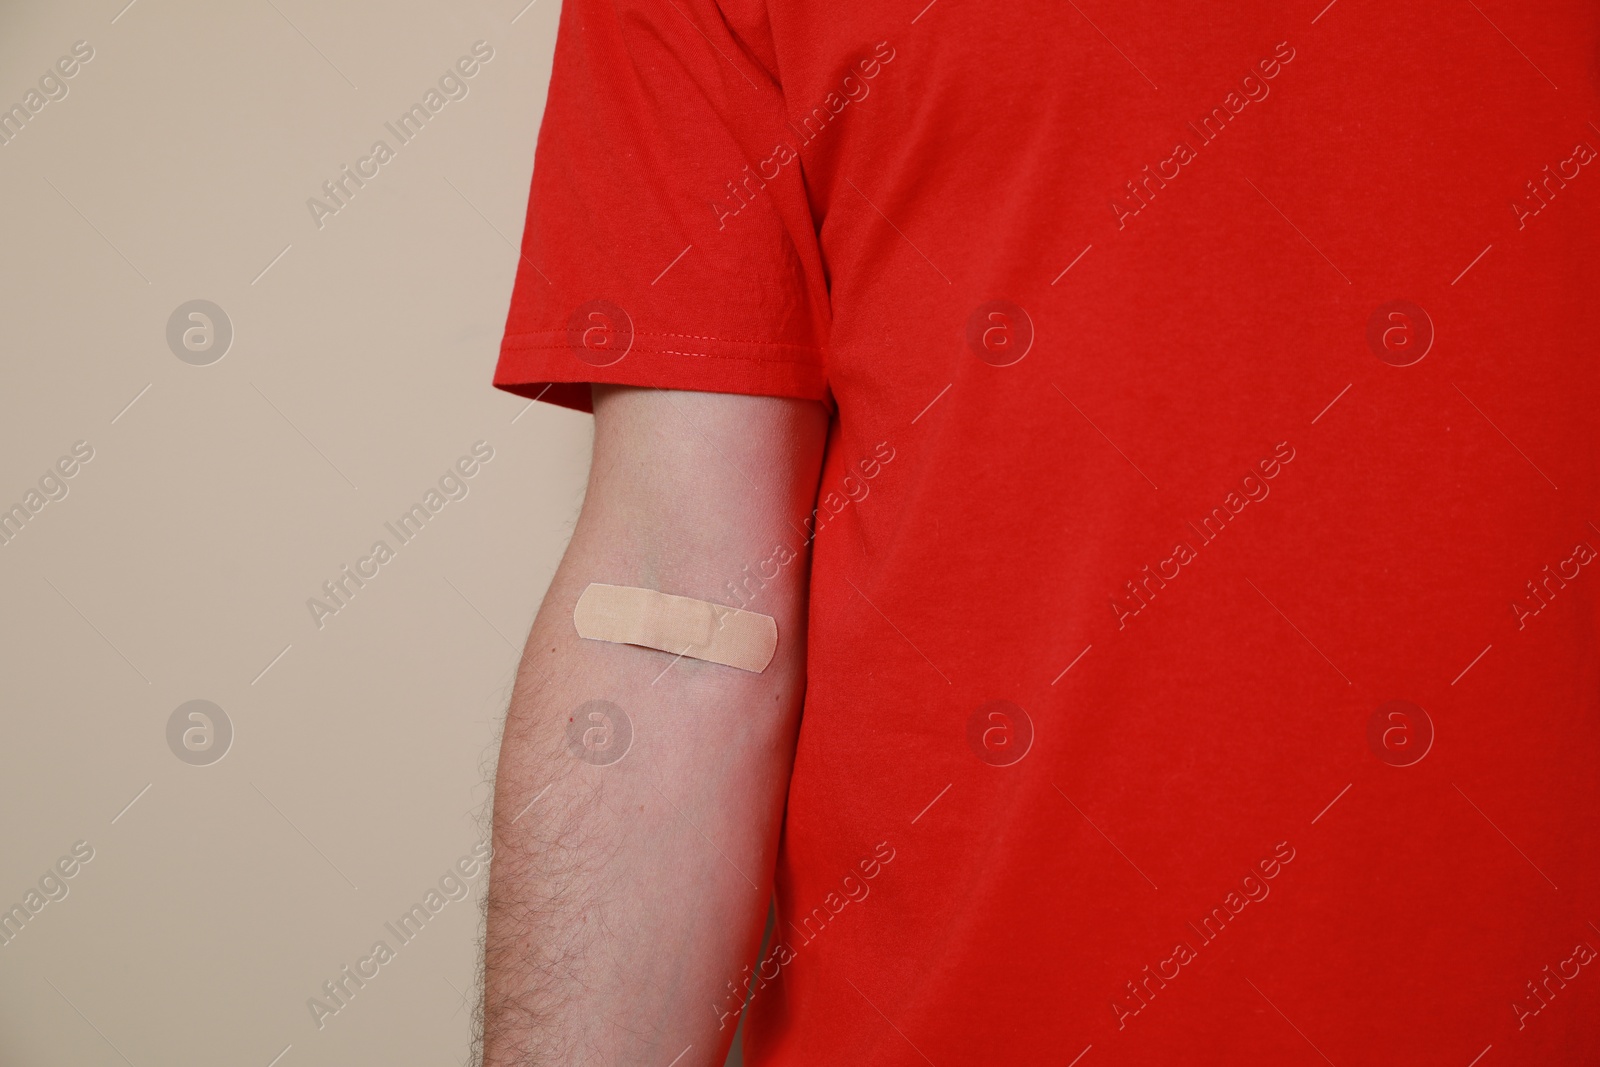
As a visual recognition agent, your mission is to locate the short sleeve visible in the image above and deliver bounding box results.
[493,0,830,414]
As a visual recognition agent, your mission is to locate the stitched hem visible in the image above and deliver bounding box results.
[493,333,831,415]
[500,329,824,366]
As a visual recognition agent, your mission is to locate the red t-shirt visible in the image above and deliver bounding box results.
[495,0,1600,1061]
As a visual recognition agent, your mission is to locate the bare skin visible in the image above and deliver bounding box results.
[476,385,828,1065]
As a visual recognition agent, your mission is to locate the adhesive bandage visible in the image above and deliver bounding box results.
[572,583,777,673]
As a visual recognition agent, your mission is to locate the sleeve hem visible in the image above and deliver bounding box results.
[493,330,831,414]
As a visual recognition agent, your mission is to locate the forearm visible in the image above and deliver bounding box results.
[478,388,825,1066]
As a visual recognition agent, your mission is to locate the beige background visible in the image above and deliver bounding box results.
[0,1,710,1063]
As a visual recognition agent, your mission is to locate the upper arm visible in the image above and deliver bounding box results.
[569,385,829,666]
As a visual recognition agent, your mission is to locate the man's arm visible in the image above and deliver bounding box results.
[478,385,828,1065]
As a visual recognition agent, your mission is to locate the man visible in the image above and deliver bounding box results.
[479,0,1600,1062]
